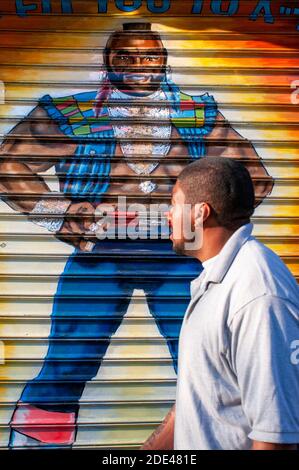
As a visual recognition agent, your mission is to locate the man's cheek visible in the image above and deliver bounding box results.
[171,213,184,241]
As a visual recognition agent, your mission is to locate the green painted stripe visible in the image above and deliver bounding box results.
[195,108,205,119]
[179,92,192,101]
[61,105,78,115]
[73,124,91,136]
[53,95,73,103]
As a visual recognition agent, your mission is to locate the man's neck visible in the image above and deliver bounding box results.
[195,226,236,264]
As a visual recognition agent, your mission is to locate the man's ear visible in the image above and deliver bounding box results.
[194,202,210,227]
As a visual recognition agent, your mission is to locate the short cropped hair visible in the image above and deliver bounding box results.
[177,157,255,230]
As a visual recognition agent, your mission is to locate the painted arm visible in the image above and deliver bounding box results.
[206,111,274,208]
[0,105,64,212]
[0,106,95,250]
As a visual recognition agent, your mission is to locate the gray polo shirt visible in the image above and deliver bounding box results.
[174,222,299,450]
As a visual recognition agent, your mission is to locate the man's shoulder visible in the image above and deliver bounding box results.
[225,236,299,315]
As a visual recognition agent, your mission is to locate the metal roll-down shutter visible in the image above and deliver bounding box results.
[0,0,298,449]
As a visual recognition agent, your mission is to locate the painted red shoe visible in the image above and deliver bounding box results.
[10,404,76,445]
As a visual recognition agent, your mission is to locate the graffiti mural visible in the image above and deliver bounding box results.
[0,0,298,449]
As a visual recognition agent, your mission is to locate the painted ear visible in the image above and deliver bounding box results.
[103,47,111,67]
[165,64,172,83]
[162,47,168,65]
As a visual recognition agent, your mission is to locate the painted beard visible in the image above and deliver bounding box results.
[106,70,166,96]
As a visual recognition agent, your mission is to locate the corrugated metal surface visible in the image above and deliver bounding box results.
[0,0,298,449]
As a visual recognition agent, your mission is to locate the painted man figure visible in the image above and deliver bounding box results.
[0,22,273,447]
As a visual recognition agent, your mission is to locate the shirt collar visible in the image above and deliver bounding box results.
[202,253,220,270]
[190,253,220,298]
[186,223,253,319]
[190,222,253,296]
[203,222,253,285]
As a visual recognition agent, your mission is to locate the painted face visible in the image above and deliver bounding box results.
[105,35,167,95]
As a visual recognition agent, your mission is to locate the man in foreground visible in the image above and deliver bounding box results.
[141,157,299,450]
